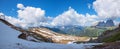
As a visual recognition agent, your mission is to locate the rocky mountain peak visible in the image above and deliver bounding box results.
[96,21,105,27]
[96,19,115,27]
[106,19,114,27]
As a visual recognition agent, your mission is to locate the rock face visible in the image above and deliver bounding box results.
[106,19,115,27]
[96,19,114,27]
[28,27,90,44]
[96,21,106,27]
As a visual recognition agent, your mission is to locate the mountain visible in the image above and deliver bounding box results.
[95,24,120,42]
[96,21,106,27]
[47,25,84,36]
[46,25,112,37]
[0,19,97,49]
[92,24,120,49]
[106,19,115,27]
[96,19,115,27]
[0,18,91,43]
[0,21,62,49]
[45,27,66,34]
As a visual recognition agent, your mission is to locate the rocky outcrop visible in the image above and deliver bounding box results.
[106,19,115,27]
[96,21,105,27]
[28,27,90,44]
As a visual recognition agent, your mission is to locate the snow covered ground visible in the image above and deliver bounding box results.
[0,21,101,49]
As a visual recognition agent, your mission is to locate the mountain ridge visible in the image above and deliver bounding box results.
[96,19,115,27]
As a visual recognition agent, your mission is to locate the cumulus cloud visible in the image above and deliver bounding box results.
[16,4,50,27]
[0,4,52,28]
[87,3,92,9]
[51,7,98,26]
[84,13,99,26]
[17,4,47,27]
[17,4,25,9]
[0,13,23,27]
[114,20,120,25]
[2,5,98,27]
[3,2,119,28]
[93,0,120,19]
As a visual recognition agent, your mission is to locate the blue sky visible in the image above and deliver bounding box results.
[0,0,120,27]
[0,0,96,17]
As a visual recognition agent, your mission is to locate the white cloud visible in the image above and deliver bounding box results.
[84,13,99,26]
[0,4,52,28]
[17,4,25,9]
[114,20,120,25]
[0,13,22,26]
[0,13,4,15]
[5,16,22,26]
[17,5,46,27]
[4,3,120,27]
[51,7,98,26]
[17,4,49,27]
[87,3,91,9]
[93,0,120,19]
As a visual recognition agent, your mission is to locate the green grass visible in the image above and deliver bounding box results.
[80,27,107,37]
[102,31,120,42]
[65,26,117,37]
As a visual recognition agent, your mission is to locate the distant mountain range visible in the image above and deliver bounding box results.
[45,25,84,35]
[27,19,115,37]
[96,19,115,27]
[41,20,115,36]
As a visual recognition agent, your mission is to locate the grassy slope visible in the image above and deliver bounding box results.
[79,27,116,37]
[92,26,120,49]
[102,31,120,42]
[95,25,120,42]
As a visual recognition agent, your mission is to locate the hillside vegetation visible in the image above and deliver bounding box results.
[95,24,120,42]
[92,25,120,49]
[69,27,116,37]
